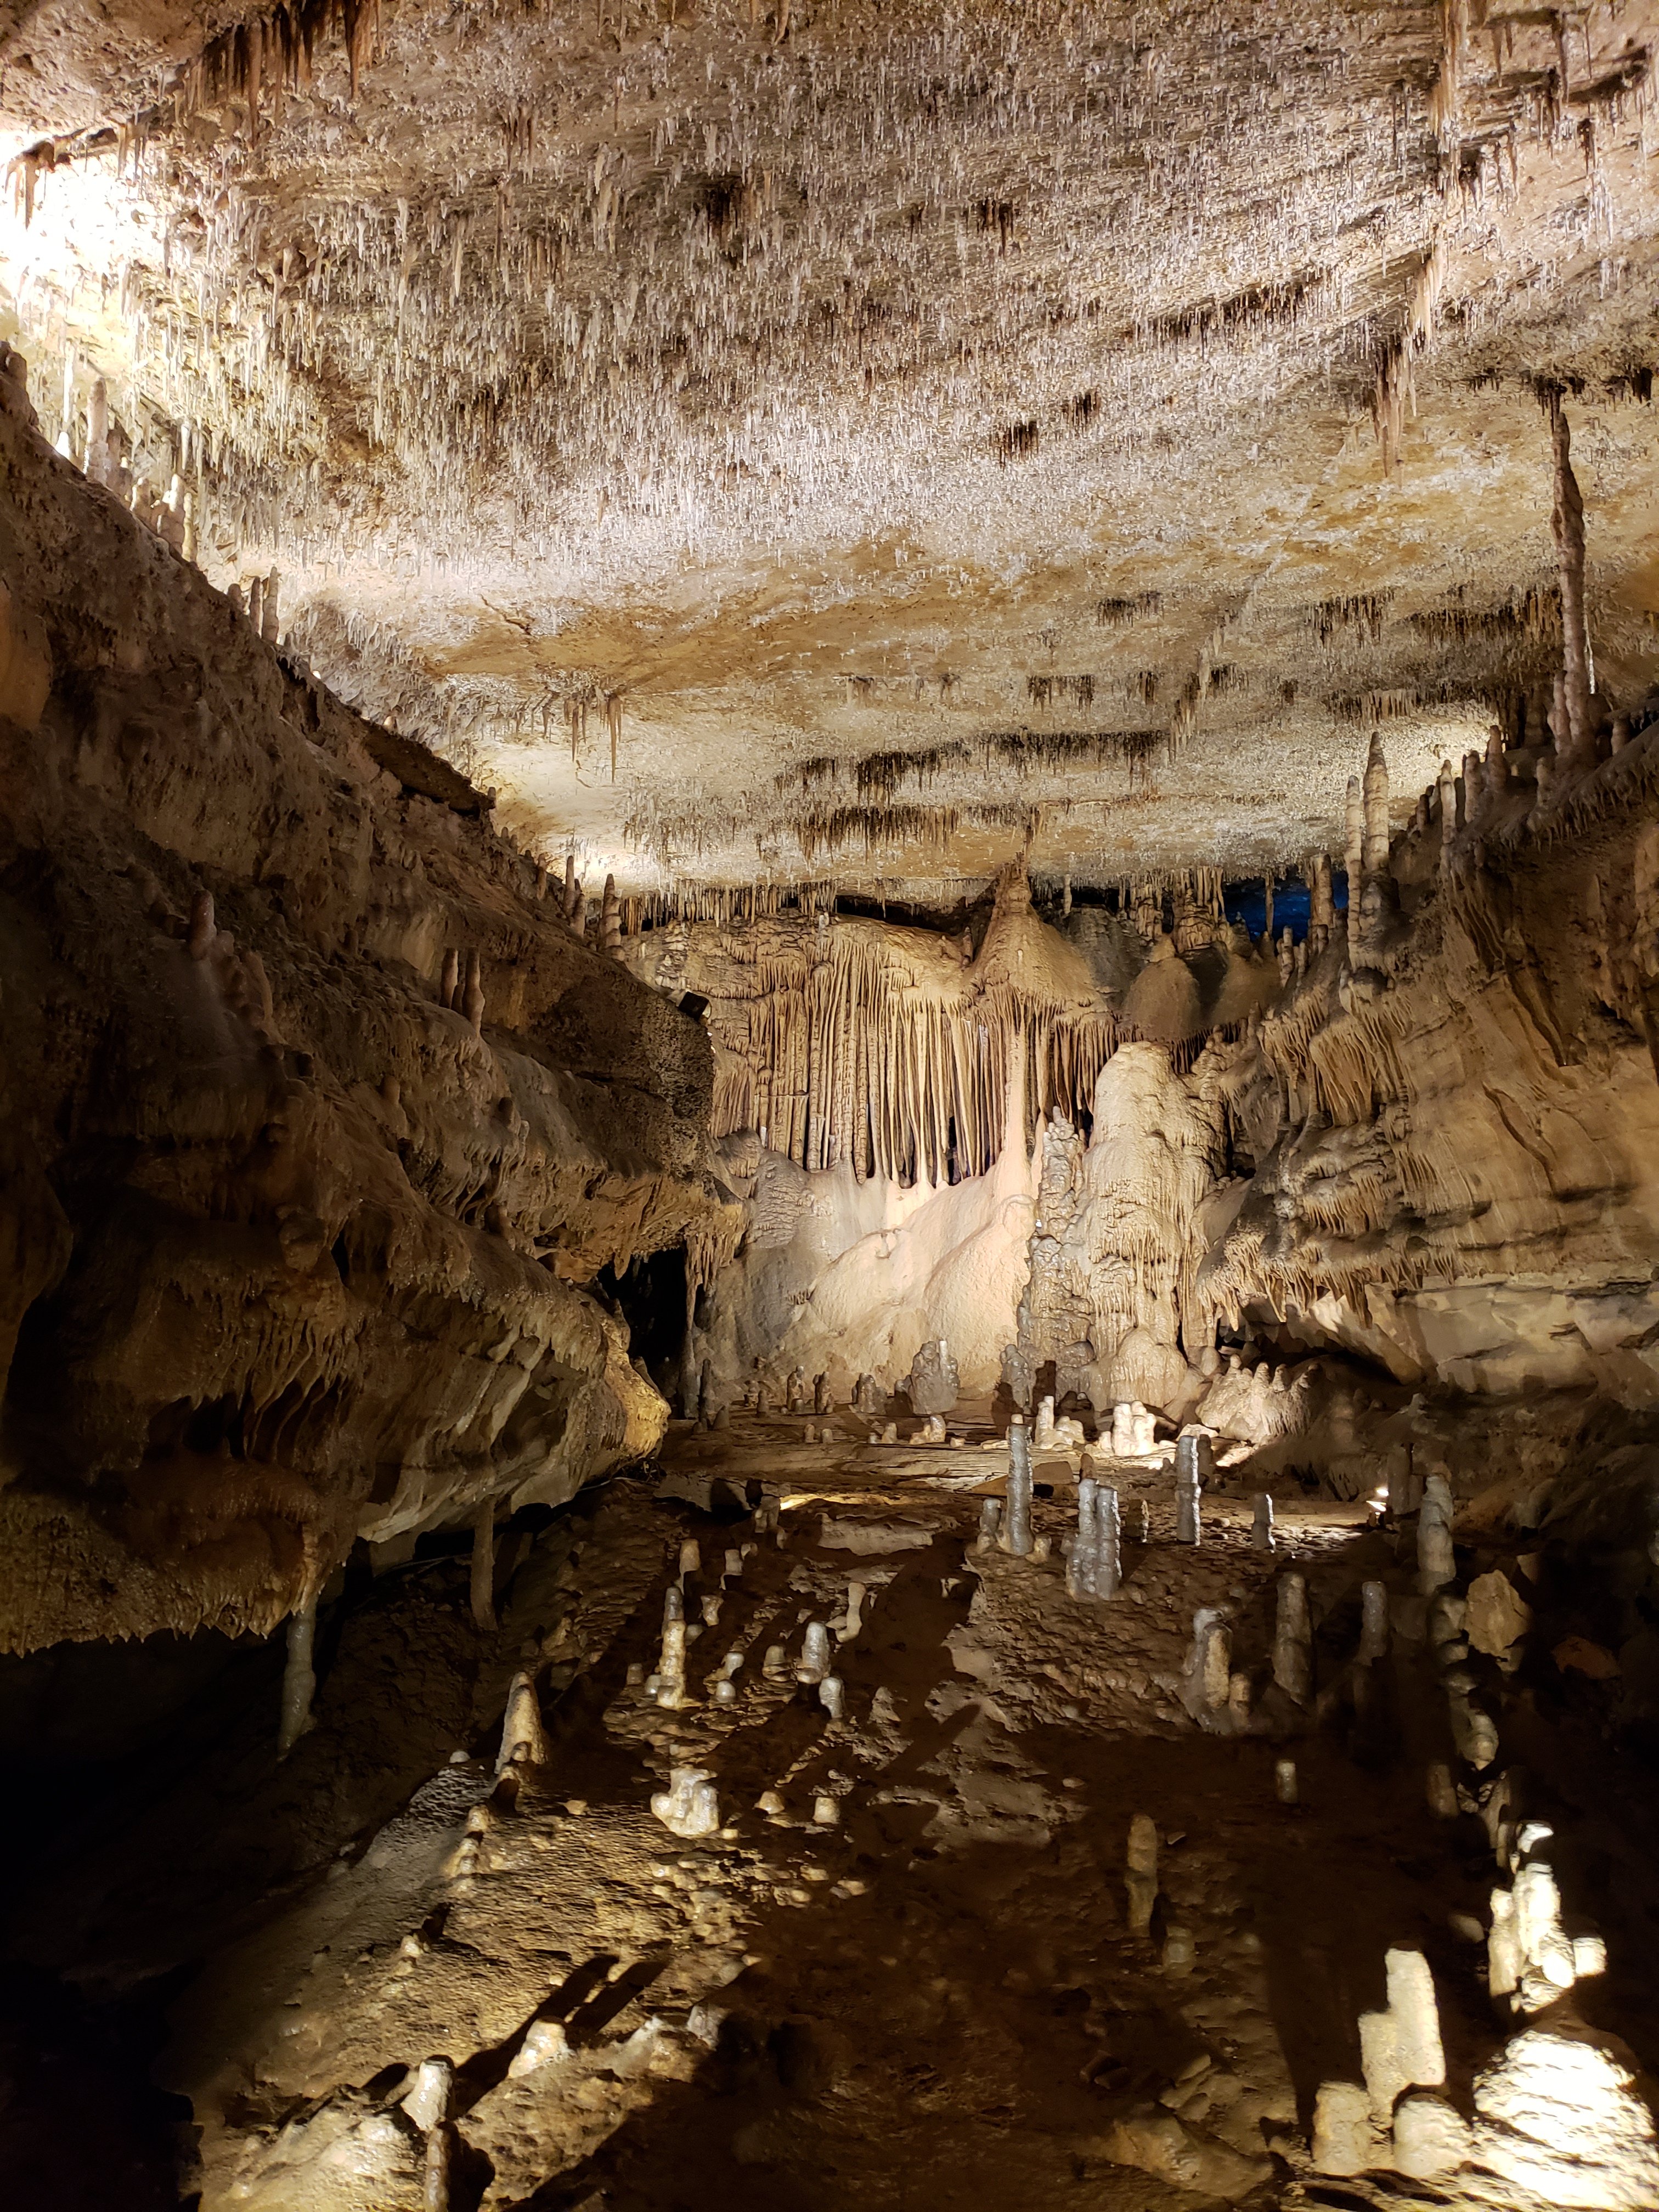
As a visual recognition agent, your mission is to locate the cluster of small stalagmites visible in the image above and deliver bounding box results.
[631,1524,871,1839]
[136,875,281,1044]
[436,945,488,1034]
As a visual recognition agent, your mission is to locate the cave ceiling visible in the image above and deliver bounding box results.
[5,0,1659,898]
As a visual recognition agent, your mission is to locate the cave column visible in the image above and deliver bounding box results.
[1549,393,1594,772]
[277,1597,317,1757]
[470,1500,497,1630]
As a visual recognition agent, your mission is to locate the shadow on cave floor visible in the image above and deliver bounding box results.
[471,1491,1659,2209]
[0,1480,671,2209]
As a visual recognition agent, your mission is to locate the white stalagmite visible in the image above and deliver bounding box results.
[1174,1440,1202,1545]
[651,1768,720,1838]
[656,1585,690,1707]
[1358,1579,1389,1662]
[1251,1492,1275,1551]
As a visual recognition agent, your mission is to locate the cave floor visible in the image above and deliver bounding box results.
[12,1422,1659,2211]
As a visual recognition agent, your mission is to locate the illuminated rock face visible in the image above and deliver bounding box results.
[0,403,729,1654]
[666,727,1659,1475]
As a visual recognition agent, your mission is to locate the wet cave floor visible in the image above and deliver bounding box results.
[8,1409,1659,2211]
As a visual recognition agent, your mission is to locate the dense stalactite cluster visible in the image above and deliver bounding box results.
[5,0,1659,896]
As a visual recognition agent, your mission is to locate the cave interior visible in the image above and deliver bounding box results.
[6,2,1659,2208]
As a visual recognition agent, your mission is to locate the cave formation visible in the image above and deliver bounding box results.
[8,3,1659,2208]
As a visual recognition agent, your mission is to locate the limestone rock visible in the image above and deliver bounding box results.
[1102,2109,1272,2200]
[1468,1569,1533,1658]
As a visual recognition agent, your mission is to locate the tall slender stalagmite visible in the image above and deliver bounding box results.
[1344,776,1363,925]
[1362,735,1390,876]
[1549,394,1594,772]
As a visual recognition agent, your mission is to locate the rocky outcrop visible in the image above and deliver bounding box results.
[1206,740,1659,1403]
[0,402,733,1654]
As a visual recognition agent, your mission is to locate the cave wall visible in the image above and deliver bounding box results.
[1207,743,1659,1406]
[0,390,735,1655]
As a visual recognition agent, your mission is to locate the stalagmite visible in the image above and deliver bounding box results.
[1358,1949,1445,2121]
[1275,1758,1298,1805]
[909,1338,958,1417]
[1174,1441,1203,1546]
[1186,1607,1232,1722]
[1362,733,1390,876]
[1311,2082,1375,2177]
[814,1373,831,1414]
[1066,1476,1098,1598]
[1417,1474,1455,1593]
[1001,1416,1034,1555]
[1034,1393,1057,1448]
[406,2056,454,2212]
[651,1768,720,1838]
[1251,1493,1275,1551]
[470,1501,496,1630]
[1344,774,1364,922]
[1125,1813,1159,1934]
[819,1674,845,1720]
[1096,1485,1122,1598]
[462,950,485,1036]
[1272,1573,1312,1703]
[1358,1580,1390,1662]
[1426,1761,1459,1818]
[655,1586,689,1708]
[495,1672,548,1775]
[975,1498,1002,1552]
[601,874,622,957]
[277,1597,317,1756]
[262,569,280,644]
[799,1621,832,1681]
